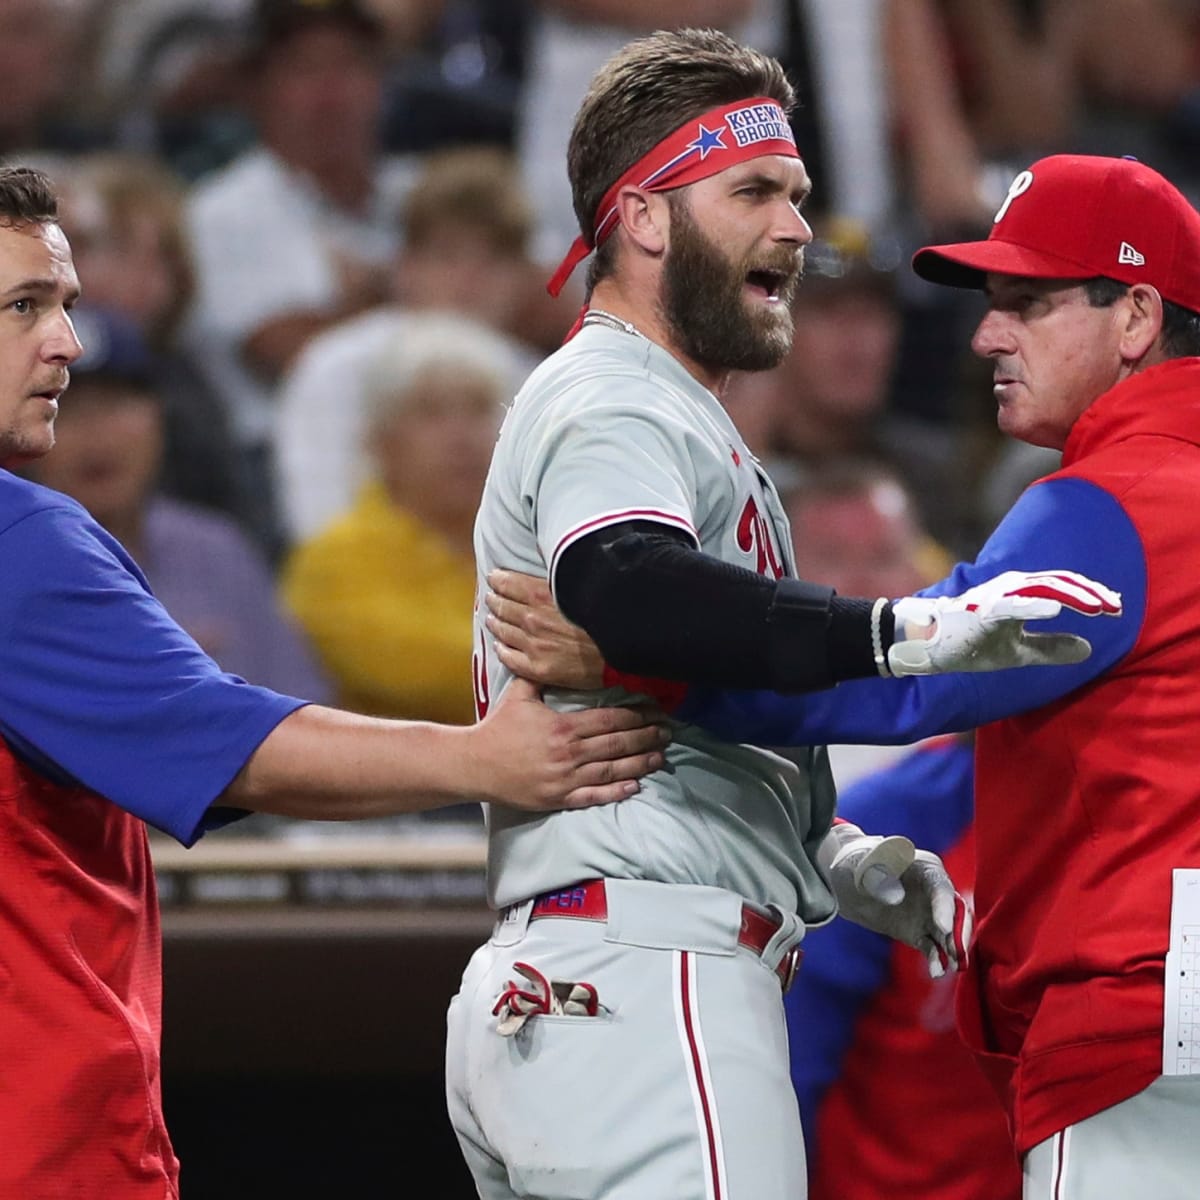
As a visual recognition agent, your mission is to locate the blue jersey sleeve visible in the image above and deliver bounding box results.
[0,496,305,845]
[787,740,976,1159]
[679,477,1145,746]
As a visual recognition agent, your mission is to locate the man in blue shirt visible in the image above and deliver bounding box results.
[0,162,666,1199]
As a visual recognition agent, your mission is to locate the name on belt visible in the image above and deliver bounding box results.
[539,886,589,911]
[725,103,795,147]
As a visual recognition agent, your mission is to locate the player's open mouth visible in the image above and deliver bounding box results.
[745,269,789,301]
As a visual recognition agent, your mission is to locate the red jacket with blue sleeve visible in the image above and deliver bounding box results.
[0,471,304,1197]
[789,737,1019,1200]
[683,359,1200,1153]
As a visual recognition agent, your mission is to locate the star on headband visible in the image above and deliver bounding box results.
[687,124,727,160]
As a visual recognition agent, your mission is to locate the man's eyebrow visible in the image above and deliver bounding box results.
[0,277,58,299]
[0,277,80,304]
[734,169,809,197]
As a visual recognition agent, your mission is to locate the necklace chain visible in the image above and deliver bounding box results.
[581,308,644,339]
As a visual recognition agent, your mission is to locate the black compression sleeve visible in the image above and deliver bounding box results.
[554,521,895,693]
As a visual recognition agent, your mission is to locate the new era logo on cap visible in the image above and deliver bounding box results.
[911,154,1200,314]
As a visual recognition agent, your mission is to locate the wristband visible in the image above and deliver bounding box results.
[870,597,892,678]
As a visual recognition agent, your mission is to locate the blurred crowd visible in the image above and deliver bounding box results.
[13,0,1200,778]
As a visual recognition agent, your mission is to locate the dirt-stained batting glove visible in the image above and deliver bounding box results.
[492,961,602,1036]
[887,569,1122,677]
[819,822,972,978]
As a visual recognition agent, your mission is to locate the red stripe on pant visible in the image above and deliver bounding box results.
[679,951,723,1200]
[1054,1130,1067,1199]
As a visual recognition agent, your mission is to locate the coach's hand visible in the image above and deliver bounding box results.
[486,570,605,689]
[470,678,667,809]
[819,822,971,977]
[887,569,1122,677]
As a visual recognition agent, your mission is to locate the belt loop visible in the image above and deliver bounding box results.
[494,899,533,946]
[759,905,804,978]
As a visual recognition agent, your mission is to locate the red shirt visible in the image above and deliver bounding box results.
[963,359,1200,1154]
[0,738,178,1198]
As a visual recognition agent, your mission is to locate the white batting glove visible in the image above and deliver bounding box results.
[819,823,972,978]
[887,569,1122,677]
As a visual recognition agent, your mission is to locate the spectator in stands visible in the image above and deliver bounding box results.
[789,733,1021,1200]
[781,457,951,788]
[730,218,977,552]
[274,143,540,542]
[53,151,274,552]
[88,0,252,180]
[26,303,330,702]
[0,0,112,158]
[390,142,568,353]
[183,0,420,538]
[784,458,950,626]
[281,311,519,724]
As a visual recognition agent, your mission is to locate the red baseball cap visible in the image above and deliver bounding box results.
[912,154,1200,314]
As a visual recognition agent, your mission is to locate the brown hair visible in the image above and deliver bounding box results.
[402,146,532,258]
[69,152,196,344]
[567,27,794,288]
[0,165,59,227]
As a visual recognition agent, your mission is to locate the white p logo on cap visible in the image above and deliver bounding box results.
[994,170,1034,224]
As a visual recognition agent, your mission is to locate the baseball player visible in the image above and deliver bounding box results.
[445,30,1119,1200]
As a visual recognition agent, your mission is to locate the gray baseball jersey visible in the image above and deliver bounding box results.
[472,321,837,921]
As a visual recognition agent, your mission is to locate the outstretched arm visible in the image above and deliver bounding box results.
[485,478,1137,746]
[220,678,669,819]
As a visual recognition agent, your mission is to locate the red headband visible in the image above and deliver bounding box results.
[547,96,800,297]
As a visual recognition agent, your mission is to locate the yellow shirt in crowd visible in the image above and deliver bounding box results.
[281,482,477,725]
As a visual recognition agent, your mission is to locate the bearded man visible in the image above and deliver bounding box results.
[444,27,1119,1200]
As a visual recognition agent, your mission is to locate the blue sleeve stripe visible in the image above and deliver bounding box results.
[681,476,1144,745]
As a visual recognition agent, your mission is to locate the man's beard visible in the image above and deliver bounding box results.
[661,198,798,374]
[0,416,54,466]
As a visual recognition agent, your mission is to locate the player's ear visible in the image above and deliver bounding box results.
[1119,282,1163,363]
[616,186,667,255]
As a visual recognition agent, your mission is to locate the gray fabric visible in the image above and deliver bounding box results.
[1022,1076,1200,1199]
[474,323,836,918]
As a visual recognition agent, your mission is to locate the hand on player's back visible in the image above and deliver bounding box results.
[473,677,667,809]
[485,570,605,690]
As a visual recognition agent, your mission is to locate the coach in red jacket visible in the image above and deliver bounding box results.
[675,153,1200,1197]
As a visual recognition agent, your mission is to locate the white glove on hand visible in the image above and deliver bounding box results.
[819,822,972,978]
[887,569,1122,677]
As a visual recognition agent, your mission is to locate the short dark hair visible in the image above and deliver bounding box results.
[0,165,59,228]
[1083,275,1200,358]
[246,0,382,66]
[567,28,794,290]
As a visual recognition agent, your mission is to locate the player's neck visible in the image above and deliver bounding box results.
[586,280,728,396]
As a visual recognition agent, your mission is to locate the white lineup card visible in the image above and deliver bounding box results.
[1162,869,1200,1074]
